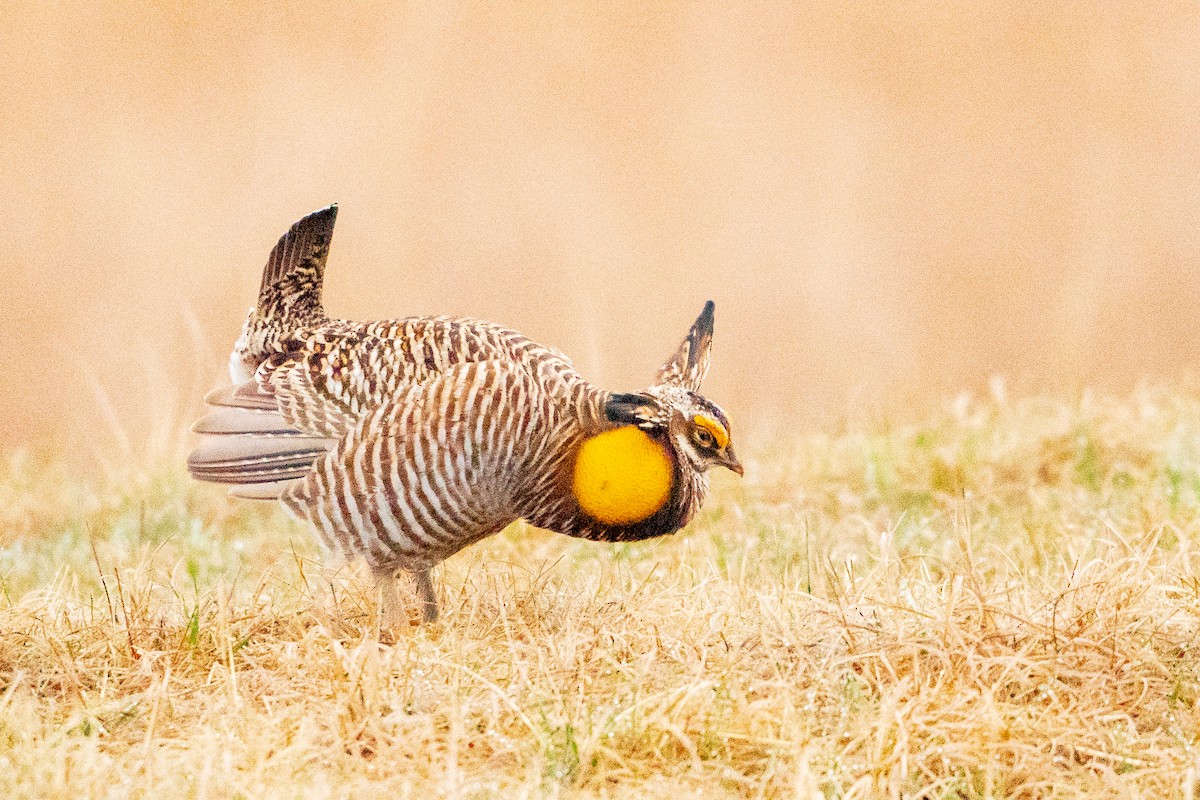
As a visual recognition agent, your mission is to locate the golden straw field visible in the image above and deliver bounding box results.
[6,3,1200,798]
[6,385,1200,797]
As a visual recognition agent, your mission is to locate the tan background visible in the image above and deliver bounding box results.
[2,2,1199,455]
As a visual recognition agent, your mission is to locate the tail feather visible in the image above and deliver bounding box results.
[193,205,340,497]
[257,204,337,322]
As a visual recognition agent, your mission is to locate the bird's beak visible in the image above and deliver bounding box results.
[722,447,745,477]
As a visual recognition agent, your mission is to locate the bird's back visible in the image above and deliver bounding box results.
[247,314,579,434]
[189,205,603,506]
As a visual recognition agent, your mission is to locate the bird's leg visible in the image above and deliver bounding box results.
[372,565,405,633]
[412,568,439,623]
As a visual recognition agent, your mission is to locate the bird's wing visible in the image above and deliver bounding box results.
[261,354,366,438]
[187,380,335,493]
[190,316,557,495]
[280,359,540,561]
[186,353,374,494]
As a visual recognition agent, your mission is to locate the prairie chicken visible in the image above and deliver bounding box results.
[188,205,742,627]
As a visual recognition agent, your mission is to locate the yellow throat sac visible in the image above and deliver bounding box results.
[572,426,673,525]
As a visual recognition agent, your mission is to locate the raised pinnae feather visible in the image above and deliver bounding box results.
[656,301,714,392]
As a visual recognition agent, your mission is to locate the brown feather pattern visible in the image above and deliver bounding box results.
[190,205,731,625]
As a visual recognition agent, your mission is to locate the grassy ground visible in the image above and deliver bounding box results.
[5,385,1200,798]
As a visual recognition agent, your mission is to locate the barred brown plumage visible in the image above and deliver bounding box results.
[188,205,743,629]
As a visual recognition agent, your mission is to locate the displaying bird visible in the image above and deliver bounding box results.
[188,205,743,628]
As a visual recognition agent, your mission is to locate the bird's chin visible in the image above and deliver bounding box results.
[693,457,742,476]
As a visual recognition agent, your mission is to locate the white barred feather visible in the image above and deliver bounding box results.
[190,205,730,624]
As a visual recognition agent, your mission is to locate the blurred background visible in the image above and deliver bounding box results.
[2,1,1199,457]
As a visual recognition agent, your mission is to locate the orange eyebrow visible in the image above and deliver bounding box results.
[693,414,730,449]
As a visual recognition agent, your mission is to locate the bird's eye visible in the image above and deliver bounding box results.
[693,428,715,448]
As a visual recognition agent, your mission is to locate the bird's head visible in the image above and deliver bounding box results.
[604,301,743,478]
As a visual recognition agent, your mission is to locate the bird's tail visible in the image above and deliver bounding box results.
[229,204,338,383]
[256,204,337,324]
[195,205,341,498]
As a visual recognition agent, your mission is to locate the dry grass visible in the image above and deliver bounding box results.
[6,384,1200,798]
